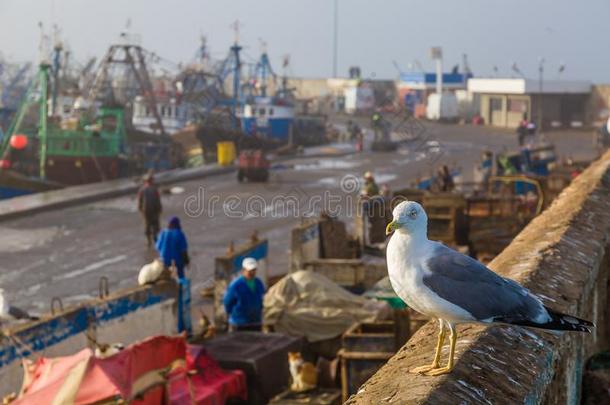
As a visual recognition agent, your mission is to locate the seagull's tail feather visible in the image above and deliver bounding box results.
[500,307,594,333]
[540,308,594,333]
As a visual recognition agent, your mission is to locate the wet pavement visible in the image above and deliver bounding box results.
[0,122,599,314]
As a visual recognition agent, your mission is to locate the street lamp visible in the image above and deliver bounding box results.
[538,57,545,132]
[333,0,338,78]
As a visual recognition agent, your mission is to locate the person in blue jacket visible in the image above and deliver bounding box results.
[156,216,189,279]
[223,257,265,332]
[156,216,191,334]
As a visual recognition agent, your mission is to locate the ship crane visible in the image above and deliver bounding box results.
[86,40,167,136]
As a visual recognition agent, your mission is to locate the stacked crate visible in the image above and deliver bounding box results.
[422,193,468,246]
[338,322,398,402]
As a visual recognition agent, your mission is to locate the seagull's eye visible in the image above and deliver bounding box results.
[409,210,417,219]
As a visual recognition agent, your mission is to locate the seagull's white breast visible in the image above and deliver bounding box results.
[386,233,475,322]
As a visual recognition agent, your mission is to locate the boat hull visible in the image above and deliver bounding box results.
[45,155,125,185]
[0,170,61,199]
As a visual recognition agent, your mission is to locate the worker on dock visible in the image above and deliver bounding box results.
[361,171,380,197]
[516,114,528,146]
[372,111,383,141]
[156,216,191,334]
[156,217,190,280]
[137,171,162,247]
[223,257,265,332]
[474,150,493,193]
[434,165,455,192]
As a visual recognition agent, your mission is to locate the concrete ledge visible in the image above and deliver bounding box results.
[0,164,234,222]
[347,150,610,404]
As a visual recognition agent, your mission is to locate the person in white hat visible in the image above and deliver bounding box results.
[223,257,266,332]
[362,171,380,197]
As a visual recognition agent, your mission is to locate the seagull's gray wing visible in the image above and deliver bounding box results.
[422,243,546,322]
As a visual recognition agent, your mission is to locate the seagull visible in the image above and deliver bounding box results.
[0,288,39,325]
[385,201,593,376]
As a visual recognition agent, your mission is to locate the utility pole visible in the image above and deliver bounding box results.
[333,0,338,78]
[538,57,544,131]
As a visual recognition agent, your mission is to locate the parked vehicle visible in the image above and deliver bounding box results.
[237,149,270,182]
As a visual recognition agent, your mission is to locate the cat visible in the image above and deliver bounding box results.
[288,352,317,392]
[199,313,216,340]
[94,342,124,359]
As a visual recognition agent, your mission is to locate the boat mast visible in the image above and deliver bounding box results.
[229,21,242,121]
[38,63,49,180]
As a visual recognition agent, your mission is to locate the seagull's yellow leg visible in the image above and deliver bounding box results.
[410,319,446,374]
[425,323,457,376]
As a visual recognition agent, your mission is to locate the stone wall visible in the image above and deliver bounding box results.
[347,149,610,404]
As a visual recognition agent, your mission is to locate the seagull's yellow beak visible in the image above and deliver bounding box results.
[386,220,399,235]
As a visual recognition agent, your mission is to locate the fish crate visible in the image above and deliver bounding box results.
[304,259,367,290]
[393,308,431,344]
[339,321,398,401]
[391,188,425,205]
[269,388,342,405]
[468,216,527,256]
[423,193,468,245]
[343,321,398,353]
[319,216,356,259]
[338,349,393,403]
[466,196,519,217]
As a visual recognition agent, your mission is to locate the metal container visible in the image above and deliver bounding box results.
[201,332,304,405]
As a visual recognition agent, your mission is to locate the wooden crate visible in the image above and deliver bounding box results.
[339,349,393,403]
[423,193,467,245]
[304,259,386,292]
[269,388,342,405]
[343,321,397,353]
[392,188,425,205]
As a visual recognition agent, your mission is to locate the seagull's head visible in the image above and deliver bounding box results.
[386,200,427,236]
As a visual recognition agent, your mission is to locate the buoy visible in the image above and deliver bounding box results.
[10,134,28,150]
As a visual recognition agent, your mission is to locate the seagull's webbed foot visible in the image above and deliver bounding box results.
[424,365,453,376]
[409,364,440,374]
[410,319,446,374]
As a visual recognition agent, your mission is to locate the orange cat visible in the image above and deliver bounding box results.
[288,352,317,392]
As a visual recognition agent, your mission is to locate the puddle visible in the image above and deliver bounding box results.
[0,226,60,252]
[294,159,361,171]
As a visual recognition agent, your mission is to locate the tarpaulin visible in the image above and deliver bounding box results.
[13,335,247,405]
[263,270,391,342]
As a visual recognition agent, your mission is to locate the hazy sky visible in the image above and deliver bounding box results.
[0,0,607,82]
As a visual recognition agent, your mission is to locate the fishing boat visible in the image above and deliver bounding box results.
[0,62,182,197]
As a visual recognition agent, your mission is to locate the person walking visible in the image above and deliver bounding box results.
[156,216,192,334]
[137,171,162,247]
[156,217,189,279]
[516,114,528,146]
[223,257,266,332]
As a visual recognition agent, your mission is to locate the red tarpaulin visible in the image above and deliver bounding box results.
[13,336,247,405]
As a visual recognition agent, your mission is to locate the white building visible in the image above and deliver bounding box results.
[467,78,591,128]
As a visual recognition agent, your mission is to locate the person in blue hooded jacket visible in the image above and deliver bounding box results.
[156,216,191,334]
[223,257,265,331]
[156,216,189,279]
